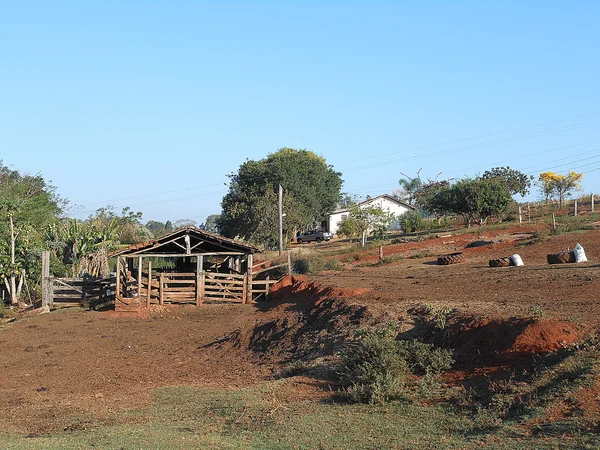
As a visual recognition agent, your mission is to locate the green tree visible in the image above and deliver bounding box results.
[396,175,423,205]
[414,180,451,216]
[46,216,120,277]
[340,204,394,247]
[202,214,220,233]
[174,218,197,229]
[416,178,513,227]
[481,166,533,197]
[218,148,343,247]
[0,163,63,304]
[145,220,171,238]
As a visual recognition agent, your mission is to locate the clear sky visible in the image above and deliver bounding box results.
[2,1,599,224]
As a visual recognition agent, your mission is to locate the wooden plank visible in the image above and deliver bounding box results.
[242,273,248,304]
[253,263,290,276]
[247,253,253,303]
[204,286,245,292]
[53,279,84,293]
[124,252,245,258]
[199,272,205,305]
[252,279,282,286]
[116,257,121,299]
[146,260,152,309]
[159,273,164,305]
[203,297,243,303]
[205,272,245,280]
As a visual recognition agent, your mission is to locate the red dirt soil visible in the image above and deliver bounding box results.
[1,227,599,436]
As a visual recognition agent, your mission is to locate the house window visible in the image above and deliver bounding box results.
[341,214,348,221]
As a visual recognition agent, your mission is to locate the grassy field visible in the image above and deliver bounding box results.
[1,373,598,450]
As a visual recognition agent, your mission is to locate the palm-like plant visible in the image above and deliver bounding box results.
[397,176,423,205]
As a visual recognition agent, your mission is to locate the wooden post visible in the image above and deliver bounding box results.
[242,273,248,304]
[552,213,556,230]
[116,257,121,299]
[198,272,205,305]
[49,278,54,309]
[574,200,578,216]
[265,275,270,302]
[146,260,152,309]
[528,204,531,222]
[137,256,143,299]
[518,206,522,224]
[159,273,165,305]
[379,245,384,262]
[592,194,595,213]
[247,253,253,303]
[41,250,50,308]
[287,251,292,276]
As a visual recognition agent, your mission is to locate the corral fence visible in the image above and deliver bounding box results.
[41,251,115,308]
[115,252,292,311]
[250,252,292,301]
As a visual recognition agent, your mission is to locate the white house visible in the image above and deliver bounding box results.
[327,194,416,236]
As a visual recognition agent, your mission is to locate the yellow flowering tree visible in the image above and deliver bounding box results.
[538,171,583,207]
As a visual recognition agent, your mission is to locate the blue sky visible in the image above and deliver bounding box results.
[1,1,599,223]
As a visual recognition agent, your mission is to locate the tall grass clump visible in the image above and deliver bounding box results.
[339,323,454,404]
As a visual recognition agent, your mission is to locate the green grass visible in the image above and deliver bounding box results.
[1,372,599,450]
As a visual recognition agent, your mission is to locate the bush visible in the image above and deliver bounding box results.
[323,259,345,271]
[292,254,324,274]
[339,323,454,404]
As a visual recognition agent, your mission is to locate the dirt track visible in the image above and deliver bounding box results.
[0,305,272,434]
[315,228,600,326]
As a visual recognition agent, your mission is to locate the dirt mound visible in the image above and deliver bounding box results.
[269,275,371,303]
[421,315,579,366]
[209,276,375,363]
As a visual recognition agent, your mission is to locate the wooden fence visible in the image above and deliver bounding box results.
[43,276,114,308]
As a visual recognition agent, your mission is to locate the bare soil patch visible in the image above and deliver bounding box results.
[1,227,599,437]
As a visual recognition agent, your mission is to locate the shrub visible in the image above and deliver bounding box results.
[323,259,345,271]
[339,323,454,404]
[292,254,324,274]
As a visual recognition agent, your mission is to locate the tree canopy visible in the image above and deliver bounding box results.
[538,171,583,206]
[0,162,64,303]
[415,176,513,226]
[218,148,343,247]
[481,166,532,197]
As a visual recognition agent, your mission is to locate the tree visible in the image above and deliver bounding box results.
[481,167,533,197]
[337,193,360,209]
[414,180,451,216]
[396,173,423,205]
[0,163,63,304]
[218,148,343,247]
[202,214,220,233]
[416,177,513,227]
[46,216,120,277]
[174,218,197,229]
[538,171,583,207]
[338,204,394,247]
[145,220,171,238]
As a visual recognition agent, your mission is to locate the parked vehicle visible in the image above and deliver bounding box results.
[296,230,333,244]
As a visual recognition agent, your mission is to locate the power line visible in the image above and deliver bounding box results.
[334,111,600,166]
[73,113,600,211]
[342,121,600,173]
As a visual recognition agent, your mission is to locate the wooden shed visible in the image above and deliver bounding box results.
[110,227,260,312]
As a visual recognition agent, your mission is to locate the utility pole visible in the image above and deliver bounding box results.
[278,184,284,256]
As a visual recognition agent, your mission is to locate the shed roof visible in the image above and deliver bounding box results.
[109,226,259,257]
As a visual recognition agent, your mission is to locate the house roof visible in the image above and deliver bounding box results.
[330,194,416,215]
[109,226,259,257]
